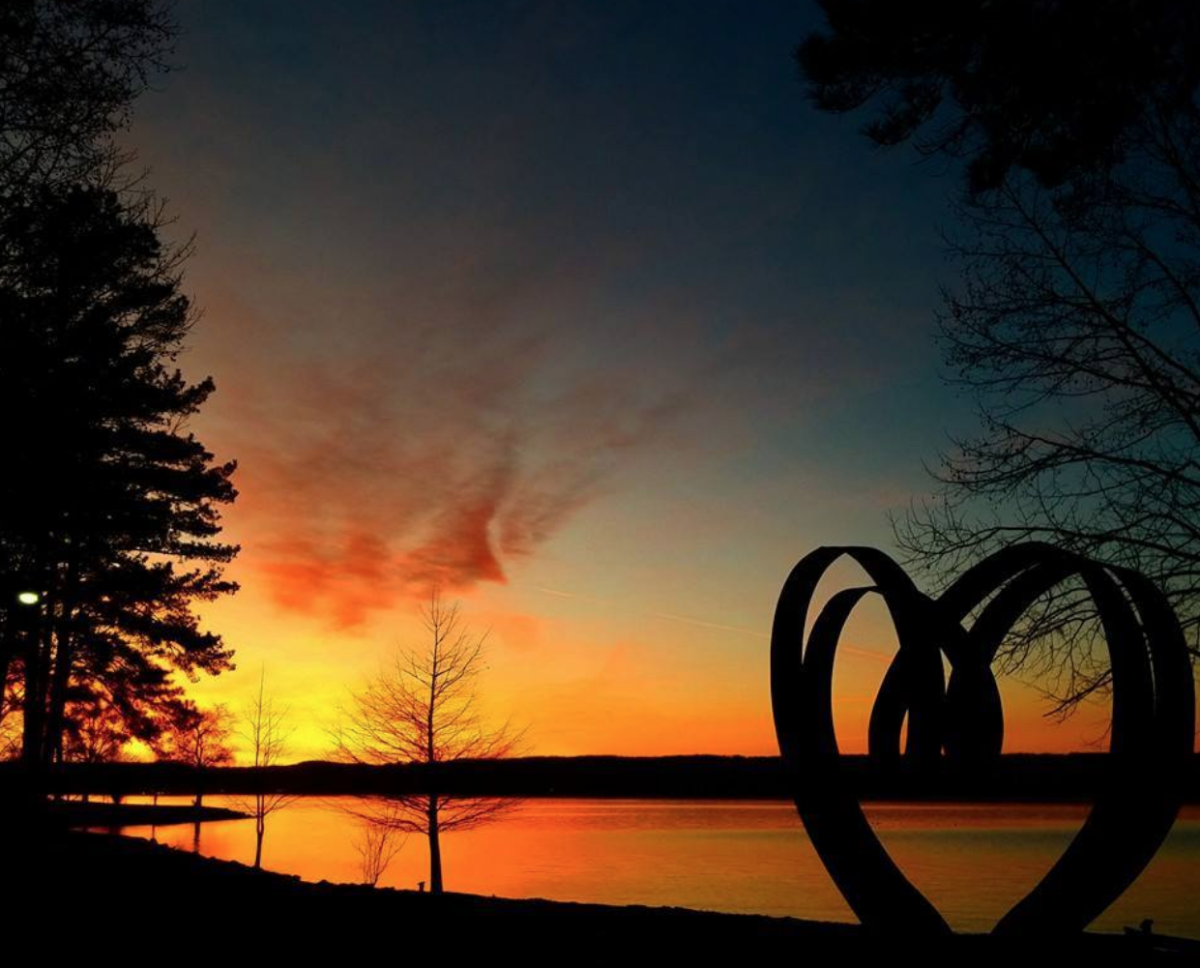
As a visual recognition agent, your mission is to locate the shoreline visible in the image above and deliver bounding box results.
[14,753,1200,804]
[9,806,1196,960]
[46,800,247,827]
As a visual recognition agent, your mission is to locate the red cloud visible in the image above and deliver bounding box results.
[215,332,696,629]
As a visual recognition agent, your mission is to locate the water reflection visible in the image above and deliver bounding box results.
[113,798,1200,937]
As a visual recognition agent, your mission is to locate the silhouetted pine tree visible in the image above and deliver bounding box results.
[0,184,238,780]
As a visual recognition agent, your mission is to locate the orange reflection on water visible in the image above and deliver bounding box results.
[117,797,1200,937]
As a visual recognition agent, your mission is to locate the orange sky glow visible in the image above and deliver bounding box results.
[114,3,1183,766]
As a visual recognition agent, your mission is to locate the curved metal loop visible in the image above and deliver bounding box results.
[770,543,1195,937]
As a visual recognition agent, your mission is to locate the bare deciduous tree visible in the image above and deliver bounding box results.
[332,590,525,893]
[0,1,177,196]
[895,130,1200,717]
[62,690,131,765]
[154,701,236,808]
[0,667,22,760]
[353,819,406,887]
[798,1,1200,717]
[234,668,298,869]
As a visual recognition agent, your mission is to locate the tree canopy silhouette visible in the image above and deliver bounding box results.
[799,1,1200,711]
[0,183,239,783]
[0,0,177,197]
[0,2,226,796]
[799,0,1200,194]
[154,700,237,808]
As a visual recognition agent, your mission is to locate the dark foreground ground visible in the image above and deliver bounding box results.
[8,814,1197,962]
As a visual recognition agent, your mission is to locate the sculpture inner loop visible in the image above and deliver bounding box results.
[769,542,1195,937]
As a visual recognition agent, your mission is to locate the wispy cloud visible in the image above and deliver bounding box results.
[215,313,701,629]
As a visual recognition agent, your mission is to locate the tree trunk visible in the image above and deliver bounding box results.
[0,633,16,818]
[428,793,443,893]
[0,638,16,807]
[44,625,72,768]
[20,619,52,812]
[254,809,265,869]
[43,556,78,770]
[0,630,12,719]
[20,622,47,767]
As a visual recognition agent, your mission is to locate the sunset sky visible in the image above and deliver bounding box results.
[125,0,1116,761]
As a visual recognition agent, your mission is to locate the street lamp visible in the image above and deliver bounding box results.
[16,591,40,606]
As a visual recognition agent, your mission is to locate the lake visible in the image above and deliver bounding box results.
[112,797,1200,937]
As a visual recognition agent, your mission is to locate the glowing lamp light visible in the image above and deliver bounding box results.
[16,591,40,606]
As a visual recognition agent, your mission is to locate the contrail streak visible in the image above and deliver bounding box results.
[529,586,891,662]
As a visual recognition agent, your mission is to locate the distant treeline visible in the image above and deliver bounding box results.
[7,754,1200,803]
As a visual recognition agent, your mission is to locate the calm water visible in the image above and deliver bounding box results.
[112,797,1200,937]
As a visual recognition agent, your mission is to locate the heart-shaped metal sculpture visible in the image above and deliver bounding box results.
[770,543,1195,936]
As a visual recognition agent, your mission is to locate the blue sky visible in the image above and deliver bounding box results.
[117,1,1087,757]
